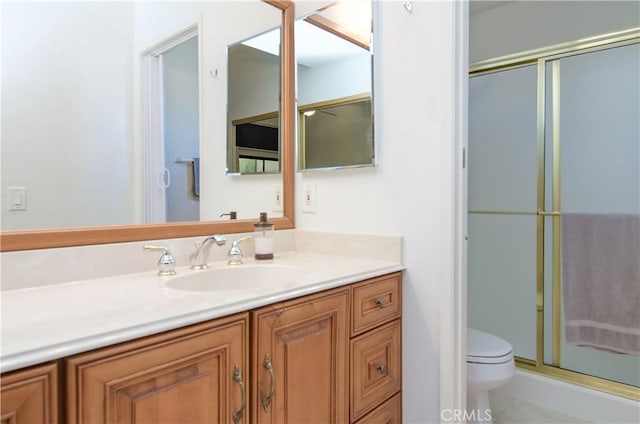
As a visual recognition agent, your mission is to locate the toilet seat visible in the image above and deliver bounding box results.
[467,329,513,364]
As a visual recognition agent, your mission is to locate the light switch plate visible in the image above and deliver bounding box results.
[8,187,27,211]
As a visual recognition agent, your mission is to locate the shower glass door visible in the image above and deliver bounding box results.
[542,42,640,387]
[468,64,538,361]
[469,31,640,398]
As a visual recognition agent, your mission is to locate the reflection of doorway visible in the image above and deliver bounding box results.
[144,27,200,223]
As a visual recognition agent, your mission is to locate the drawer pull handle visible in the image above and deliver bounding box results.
[376,364,388,375]
[375,298,387,308]
[232,366,246,424]
[261,353,275,411]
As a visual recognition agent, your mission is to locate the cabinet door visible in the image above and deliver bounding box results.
[1,362,58,424]
[252,288,349,424]
[67,313,248,424]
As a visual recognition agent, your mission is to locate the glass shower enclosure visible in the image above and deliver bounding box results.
[468,29,639,399]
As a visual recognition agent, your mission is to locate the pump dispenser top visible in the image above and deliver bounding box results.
[254,212,274,260]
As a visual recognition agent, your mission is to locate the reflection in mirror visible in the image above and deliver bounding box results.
[232,113,280,174]
[150,33,200,224]
[1,0,285,235]
[227,30,281,175]
[299,95,372,169]
[296,1,374,170]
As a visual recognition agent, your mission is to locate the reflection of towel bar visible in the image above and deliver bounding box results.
[174,157,200,197]
[175,157,194,164]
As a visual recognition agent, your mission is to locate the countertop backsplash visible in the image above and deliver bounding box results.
[0,230,296,291]
[1,230,401,291]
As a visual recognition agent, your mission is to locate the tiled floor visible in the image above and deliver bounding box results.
[489,392,592,423]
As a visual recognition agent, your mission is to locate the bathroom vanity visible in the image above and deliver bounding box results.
[1,251,403,423]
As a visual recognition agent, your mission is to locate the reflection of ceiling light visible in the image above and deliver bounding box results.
[319,0,371,41]
[304,110,316,117]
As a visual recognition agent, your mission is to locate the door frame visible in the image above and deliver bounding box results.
[440,0,469,417]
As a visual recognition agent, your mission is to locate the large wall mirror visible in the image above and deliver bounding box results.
[0,0,295,251]
[296,1,374,170]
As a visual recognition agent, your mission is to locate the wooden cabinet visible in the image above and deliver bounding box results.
[350,272,403,423]
[251,287,350,424]
[251,271,402,424]
[2,272,402,424]
[0,362,58,424]
[66,313,248,424]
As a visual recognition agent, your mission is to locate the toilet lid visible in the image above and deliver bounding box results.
[467,329,513,363]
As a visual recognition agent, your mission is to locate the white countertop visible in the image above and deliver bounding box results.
[1,251,404,373]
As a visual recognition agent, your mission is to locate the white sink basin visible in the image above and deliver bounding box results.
[165,264,305,292]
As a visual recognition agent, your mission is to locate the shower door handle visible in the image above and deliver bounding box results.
[536,210,561,216]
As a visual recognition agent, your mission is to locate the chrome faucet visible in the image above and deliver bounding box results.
[228,236,252,265]
[143,245,176,276]
[190,235,227,270]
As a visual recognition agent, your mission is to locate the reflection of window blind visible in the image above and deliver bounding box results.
[236,123,279,151]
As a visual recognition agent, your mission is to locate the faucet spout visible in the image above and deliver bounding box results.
[190,235,226,270]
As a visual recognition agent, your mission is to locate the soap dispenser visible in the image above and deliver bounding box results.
[254,212,274,260]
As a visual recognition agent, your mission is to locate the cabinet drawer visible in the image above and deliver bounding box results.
[351,272,402,336]
[354,393,401,424]
[351,320,402,421]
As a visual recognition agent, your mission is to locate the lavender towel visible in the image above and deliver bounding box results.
[562,213,640,355]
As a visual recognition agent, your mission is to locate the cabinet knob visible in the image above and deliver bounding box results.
[376,364,388,375]
[375,298,387,308]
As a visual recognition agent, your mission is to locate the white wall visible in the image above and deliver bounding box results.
[1,2,135,230]
[295,1,463,422]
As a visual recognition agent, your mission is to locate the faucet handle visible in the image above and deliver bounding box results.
[143,245,176,276]
[228,236,252,265]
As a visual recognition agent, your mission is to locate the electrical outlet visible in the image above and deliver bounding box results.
[273,184,283,212]
[302,183,317,213]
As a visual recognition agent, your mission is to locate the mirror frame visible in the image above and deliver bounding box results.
[0,0,295,252]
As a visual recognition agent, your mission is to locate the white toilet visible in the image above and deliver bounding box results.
[467,329,515,422]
